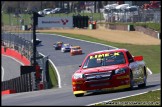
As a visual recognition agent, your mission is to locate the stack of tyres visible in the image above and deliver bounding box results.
[73,16,89,28]
[92,21,96,29]
[89,21,92,29]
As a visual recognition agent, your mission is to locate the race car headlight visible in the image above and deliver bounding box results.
[73,73,84,79]
[115,68,126,74]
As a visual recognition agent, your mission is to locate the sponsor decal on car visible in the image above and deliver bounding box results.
[90,52,120,59]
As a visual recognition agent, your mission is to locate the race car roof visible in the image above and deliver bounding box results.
[88,48,128,55]
[57,41,63,44]
[71,46,81,49]
[63,44,70,46]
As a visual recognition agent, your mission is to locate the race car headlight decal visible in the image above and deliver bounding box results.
[73,73,84,79]
[115,68,126,74]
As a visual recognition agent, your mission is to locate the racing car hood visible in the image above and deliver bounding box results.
[76,65,127,74]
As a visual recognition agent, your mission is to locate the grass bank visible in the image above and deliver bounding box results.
[94,90,161,106]
[41,32,160,74]
[48,62,58,88]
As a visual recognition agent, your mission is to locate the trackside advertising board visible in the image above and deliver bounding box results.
[38,17,73,28]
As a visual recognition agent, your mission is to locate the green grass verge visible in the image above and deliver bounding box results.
[95,90,161,106]
[41,32,160,74]
[98,22,161,32]
[2,13,33,25]
[48,62,58,88]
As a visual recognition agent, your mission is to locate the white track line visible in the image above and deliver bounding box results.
[87,88,161,106]
[1,67,4,81]
[39,52,61,88]
[147,67,152,75]
[2,54,24,65]
[2,54,24,82]
[48,59,61,88]
[38,33,118,49]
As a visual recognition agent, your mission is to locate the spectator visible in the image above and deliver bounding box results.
[20,19,24,26]
[28,23,33,30]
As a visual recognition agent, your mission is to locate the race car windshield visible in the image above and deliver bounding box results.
[64,44,70,46]
[82,52,126,68]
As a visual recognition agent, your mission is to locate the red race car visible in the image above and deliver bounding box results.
[72,49,147,97]
[70,46,82,56]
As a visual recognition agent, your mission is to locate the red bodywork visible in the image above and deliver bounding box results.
[72,49,147,97]
[70,46,82,56]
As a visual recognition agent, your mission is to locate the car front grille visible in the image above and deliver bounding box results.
[84,71,112,82]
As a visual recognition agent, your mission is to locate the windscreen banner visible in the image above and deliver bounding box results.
[38,17,73,28]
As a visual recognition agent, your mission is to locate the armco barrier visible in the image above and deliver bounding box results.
[1,46,30,65]
[1,90,16,96]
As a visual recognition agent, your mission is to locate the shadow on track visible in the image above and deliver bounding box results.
[83,83,160,97]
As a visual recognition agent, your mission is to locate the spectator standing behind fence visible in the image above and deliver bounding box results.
[28,23,33,30]
[20,19,24,26]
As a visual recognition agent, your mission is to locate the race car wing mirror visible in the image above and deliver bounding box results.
[133,56,143,61]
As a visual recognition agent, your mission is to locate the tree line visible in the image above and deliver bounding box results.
[1,1,116,14]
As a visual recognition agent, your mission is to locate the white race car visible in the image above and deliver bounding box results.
[61,43,72,52]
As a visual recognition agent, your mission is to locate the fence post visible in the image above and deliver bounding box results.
[31,72,38,91]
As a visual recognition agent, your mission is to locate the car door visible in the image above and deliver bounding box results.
[126,51,141,83]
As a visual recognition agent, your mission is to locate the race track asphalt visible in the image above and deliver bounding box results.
[2,33,160,106]
[2,55,22,81]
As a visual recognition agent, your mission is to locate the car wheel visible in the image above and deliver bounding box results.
[138,69,147,88]
[75,93,84,97]
[126,71,134,91]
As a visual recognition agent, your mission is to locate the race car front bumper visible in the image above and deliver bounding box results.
[72,74,130,95]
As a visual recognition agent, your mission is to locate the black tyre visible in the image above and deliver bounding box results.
[126,71,134,91]
[75,93,84,97]
[138,69,147,88]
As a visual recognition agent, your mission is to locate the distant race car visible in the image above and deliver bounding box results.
[61,43,72,52]
[31,38,42,46]
[70,46,82,56]
[53,41,63,50]
[72,48,147,97]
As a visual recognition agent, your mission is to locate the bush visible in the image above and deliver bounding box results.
[98,22,160,32]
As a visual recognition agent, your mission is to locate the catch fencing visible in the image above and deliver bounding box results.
[2,32,33,60]
[102,8,161,23]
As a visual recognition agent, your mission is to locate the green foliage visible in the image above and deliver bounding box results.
[2,13,32,26]
[95,90,161,106]
[99,22,160,32]
[146,23,161,31]
[48,62,58,88]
